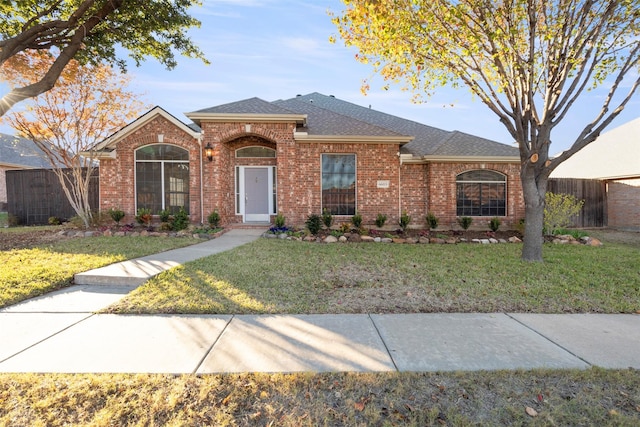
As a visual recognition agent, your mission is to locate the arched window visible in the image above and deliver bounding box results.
[236,146,276,158]
[136,144,189,214]
[456,170,506,216]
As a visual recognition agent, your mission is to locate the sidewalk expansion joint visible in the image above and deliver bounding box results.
[192,314,235,375]
[368,313,399,372]
[0,313,95,366]
[504,313,593,368]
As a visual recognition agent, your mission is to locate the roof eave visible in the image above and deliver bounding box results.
[294,134,413,144]
[185,112,307,125]
[420,155,521,163]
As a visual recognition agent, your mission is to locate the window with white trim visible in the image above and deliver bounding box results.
[456,170,506,216]
[322,154,356,215]
[135,144,189,214]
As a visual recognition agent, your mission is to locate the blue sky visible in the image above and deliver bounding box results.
[2,0,638,154]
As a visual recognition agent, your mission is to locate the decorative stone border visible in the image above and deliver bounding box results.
[56,228,227,240]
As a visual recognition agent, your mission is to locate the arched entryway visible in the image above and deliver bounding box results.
[234,145,277,222]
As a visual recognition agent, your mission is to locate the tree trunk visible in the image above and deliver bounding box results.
[520,168,548,262]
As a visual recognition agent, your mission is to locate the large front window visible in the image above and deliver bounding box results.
[136,144,189,214]
[456,170,506,216]
[322,154,356,215]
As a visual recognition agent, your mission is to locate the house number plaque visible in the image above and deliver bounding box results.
[377,180,390,189]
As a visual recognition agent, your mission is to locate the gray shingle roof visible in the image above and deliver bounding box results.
[193,97,298,115]
[273,97,405,137]
[282,93,518,158]
[0,134,52,168]
[192,92,519,158]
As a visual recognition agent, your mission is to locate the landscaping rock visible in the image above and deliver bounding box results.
[489,238,499,244]
[348,234,363,243]
[278,233,288,239]
[381,237,393,243]
[430,238,445,244]
[392,238,406,244]
[418,237,430,244]
[324,235,338,243]
[360,235,374,242]
[583,237,603,246]
[374,237,381,243]
[304,235,316,242]
[339,235,348,242]
[405,237,418,244]
[508,236,522,243]
[446,238,458,244]
[103,229,112,237]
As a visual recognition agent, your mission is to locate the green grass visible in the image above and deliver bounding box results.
[0,235,198,309]
[106,238,640,315]
[1,368,639,426]
[0,211,7,227]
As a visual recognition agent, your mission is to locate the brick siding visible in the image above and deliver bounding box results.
[608,179,640,230]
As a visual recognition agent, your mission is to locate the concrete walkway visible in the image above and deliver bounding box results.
[2,228,639,374]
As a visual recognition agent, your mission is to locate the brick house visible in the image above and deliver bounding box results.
[92,92,525,229]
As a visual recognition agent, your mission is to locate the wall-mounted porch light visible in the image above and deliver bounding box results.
[204,142,214,162]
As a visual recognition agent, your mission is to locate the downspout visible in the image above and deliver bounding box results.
[398,150,403,220]
[198,131,204,224]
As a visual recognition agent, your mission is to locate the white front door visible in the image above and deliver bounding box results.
[242,167,271,222]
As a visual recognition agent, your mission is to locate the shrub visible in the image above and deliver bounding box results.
[516,218,526,234]
[375,213,387,228]
[48,216,62,225]
[172,207,189,231]
[544,192,584,235]
[426,212,439,230]
[489,217,501,232]
[351,212,363,229]
[207,210,220,228]
[108,208,125,224]
[136,208,152,225]
[399,211,411,231]
[274,212,286,228]
[554,228,589,239]
[339,222,351,233]
[457,216,473,230]
[322,208,333,229]
[306,214,322,235]
[158,209,171,223]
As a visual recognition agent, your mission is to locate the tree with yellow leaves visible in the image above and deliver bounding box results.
[332,0,640,261]
[0,52,148,228]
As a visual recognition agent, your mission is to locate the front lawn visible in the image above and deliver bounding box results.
[106,237,640,315]
[0,235,198,308]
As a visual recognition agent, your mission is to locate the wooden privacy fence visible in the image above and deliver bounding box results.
[6,168,99,226]
[547,178,607,228]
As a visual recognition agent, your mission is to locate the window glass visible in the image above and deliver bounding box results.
[322,154,356,215]
[456,170,506,216]
[236,146,276,158]
[135,144,189,214]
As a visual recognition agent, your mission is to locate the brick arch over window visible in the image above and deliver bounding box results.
[456,169,507,217]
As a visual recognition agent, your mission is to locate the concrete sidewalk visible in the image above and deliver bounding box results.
[1,308,639,373]
[2,227,639,374]
[74,228,265,286]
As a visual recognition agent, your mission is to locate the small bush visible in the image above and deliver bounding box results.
[399,211,411,232]
[306,214,322,235]
[48,216,62,225]
[544,192,584,235]
[375,213,387,228]
[159,222,173,231]
[158,209,171,223]
[207,210,220,228]
[489,217,501,232]
[322,208,333,229]
[457,216,473,230]
[274,213,286,228]
[108,208,125,224]
[172,207,189,231]
[516,218,525,234]
[339,222,351,233]
[351,212,363,229]
[426,212,439,230]
[553,228,589,239]
[136,208,152,225]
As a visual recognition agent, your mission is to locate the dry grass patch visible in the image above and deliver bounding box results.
[1,369,639,426]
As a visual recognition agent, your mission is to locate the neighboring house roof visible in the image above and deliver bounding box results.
[0,133,52,169]
[551,116,640,180]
